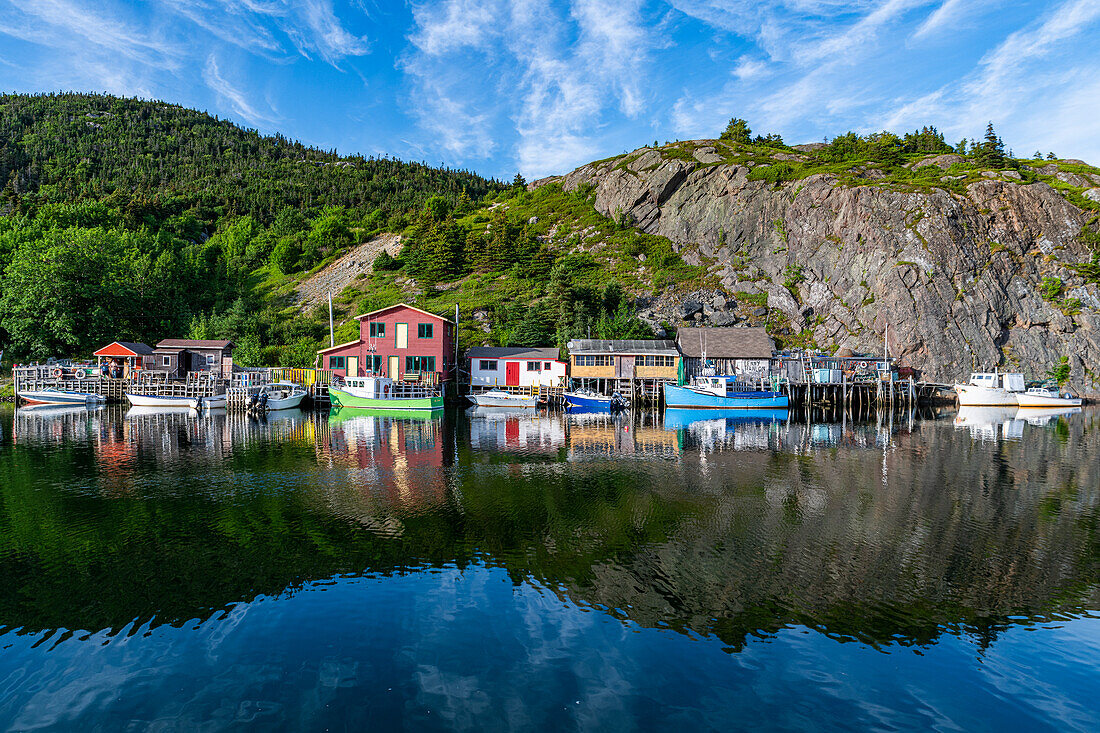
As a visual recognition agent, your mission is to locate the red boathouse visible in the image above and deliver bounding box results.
[317,304,456,382]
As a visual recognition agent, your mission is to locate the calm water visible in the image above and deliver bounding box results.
[0,403,1098,731]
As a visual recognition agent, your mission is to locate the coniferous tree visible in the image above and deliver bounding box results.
[719,117,753,144]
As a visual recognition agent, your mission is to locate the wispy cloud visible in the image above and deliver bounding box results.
[1,0,179,68]
[203,54,279,126]
[405,0,657,177]
[911,0,987,42]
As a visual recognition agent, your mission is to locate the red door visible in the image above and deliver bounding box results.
[506,361,520,386]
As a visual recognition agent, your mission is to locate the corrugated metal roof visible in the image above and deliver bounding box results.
[467,347,561,360]
[676,327,774,359]
[156,339,234,350]
[567,339,678,355]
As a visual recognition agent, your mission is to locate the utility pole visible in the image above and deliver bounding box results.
[328,291,335,348]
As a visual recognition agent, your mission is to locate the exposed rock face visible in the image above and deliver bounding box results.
[545,144,1100,394]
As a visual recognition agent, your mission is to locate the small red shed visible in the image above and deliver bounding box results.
[93,341,154,378]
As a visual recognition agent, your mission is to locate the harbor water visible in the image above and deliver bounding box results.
[0,404,1098,731]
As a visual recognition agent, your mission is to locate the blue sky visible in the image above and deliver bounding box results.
[1,1,1099,180]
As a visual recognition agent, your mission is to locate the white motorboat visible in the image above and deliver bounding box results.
[467,389,537,408]
[188,394,227,410]
[1015,386,1082,408]
[953,372,1025,406]
[253,382,307,411]
[125,392,194,407]
[19,388,105,405]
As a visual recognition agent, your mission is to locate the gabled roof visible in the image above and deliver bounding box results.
[355,303,453,324]
[467,347,561,360]
[567,339,678,355]
[317,338,362,355]
[676,327,774,359]
[155,339,234,351]
[94,341,154,357]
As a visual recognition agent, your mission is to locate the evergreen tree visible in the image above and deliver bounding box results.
[719,117,752,144]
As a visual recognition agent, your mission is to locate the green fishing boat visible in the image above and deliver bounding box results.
[328,377,443,411]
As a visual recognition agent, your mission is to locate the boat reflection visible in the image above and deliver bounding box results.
[466,407,566,454]
[1015,405,1083,426]
[953,406,1023,441]
[320,408,447,511]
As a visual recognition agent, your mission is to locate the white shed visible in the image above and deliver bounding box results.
[468,347,566,387]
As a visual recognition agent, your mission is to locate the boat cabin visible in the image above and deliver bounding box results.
[968,372,1025,391]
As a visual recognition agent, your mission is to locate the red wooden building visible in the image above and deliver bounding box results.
[317,303,456,382]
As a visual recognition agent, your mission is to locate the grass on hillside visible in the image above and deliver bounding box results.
[316,184,712,351]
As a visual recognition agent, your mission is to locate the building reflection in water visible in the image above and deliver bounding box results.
[319,408,448,514]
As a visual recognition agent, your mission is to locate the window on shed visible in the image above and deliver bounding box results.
[163,356,171,367]
[418,323,434,338]
[369,322,385,338]
[479,360,498,371]
[527,361,540,371]
[329,356,346,370]
[544,362,552,370]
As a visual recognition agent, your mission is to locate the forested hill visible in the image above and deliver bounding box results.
[0,93,501,220]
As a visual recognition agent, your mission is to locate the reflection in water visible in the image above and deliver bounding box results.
[0,404,1098,730]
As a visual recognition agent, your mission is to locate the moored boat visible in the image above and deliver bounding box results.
[189,394,228,410]
[251,382,307,411]
[663,377,788,409]
[467,389,537,408]
[1015,386,1082,408]
[125,392,194,407]
[19,388,105,405]
[563,390,629,411]
[329,376,442,411]
[953,371,1025,406]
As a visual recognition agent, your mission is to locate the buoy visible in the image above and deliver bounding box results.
[74,370,86,380]
[52,368,62,378]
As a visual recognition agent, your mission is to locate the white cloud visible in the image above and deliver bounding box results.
[203,54,279,126]
[2,0,179,68]
[404,0,657,177]
[911,0,986,42]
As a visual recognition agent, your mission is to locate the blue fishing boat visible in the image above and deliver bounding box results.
[664,376,788,409]
[563,390,629,411]
[662,407,789,430]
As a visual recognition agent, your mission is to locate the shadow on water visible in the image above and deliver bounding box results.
[0,402,1097,655]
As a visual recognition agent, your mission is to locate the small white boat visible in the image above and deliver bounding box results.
[188,394,227,410]
[1016,386,1082,408]
[125,392,194,407]
[19,388,105,405]
[253,382,307,411]
[468,389,537,408]
[954,372,1025,406]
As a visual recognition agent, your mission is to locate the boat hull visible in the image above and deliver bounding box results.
[564,392,616,410]
[954,384,1019,407]
[329,385,442,411]
[663,384,789,409]
[469,392,537,408]
[19,390,102,405]
[189,395,227,410]
[125,393,194,407]
[1016,393,1082,407]
[265,393,306,411]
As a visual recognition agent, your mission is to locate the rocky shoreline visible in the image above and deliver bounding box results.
[540,142,1100,395]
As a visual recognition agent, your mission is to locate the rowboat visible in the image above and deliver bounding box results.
[19,388,105,406]
[663,377,788,409]
[125,392,193,407]
[467,389,537,408]
[189,394,227,410]
[329,376,442,411]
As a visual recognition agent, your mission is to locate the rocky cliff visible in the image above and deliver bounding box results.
[537,142,1100,393]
